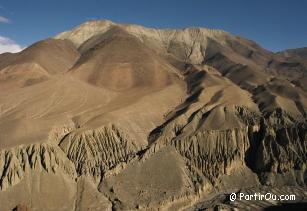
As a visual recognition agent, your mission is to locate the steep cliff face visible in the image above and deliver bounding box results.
[59,125,137,182]
[0,140,114,211]
[0,143,76,190]
[147,104,306,191]
[146,106,259,189]
[252,110,306,186]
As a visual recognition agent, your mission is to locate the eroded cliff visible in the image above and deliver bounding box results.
[0,20,306,210]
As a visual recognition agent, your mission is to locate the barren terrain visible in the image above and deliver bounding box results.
[0,20,306,210]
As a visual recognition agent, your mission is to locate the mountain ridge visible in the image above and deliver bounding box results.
[0,19,306,211]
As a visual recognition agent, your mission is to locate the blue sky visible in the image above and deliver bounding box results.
[0,0,306,53]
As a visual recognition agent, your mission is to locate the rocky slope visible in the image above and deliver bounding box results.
[0,20,306,210]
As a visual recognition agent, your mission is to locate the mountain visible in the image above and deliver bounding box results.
[278,47,307,60]
[0,20,306,211]
[0,39,80,91]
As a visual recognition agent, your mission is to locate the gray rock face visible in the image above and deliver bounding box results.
[0,20,306,210]
[0,143,76,190]
[59,125,136,182]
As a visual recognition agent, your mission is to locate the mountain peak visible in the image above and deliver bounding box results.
[1,19,306,211]
[55,19,229,48]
